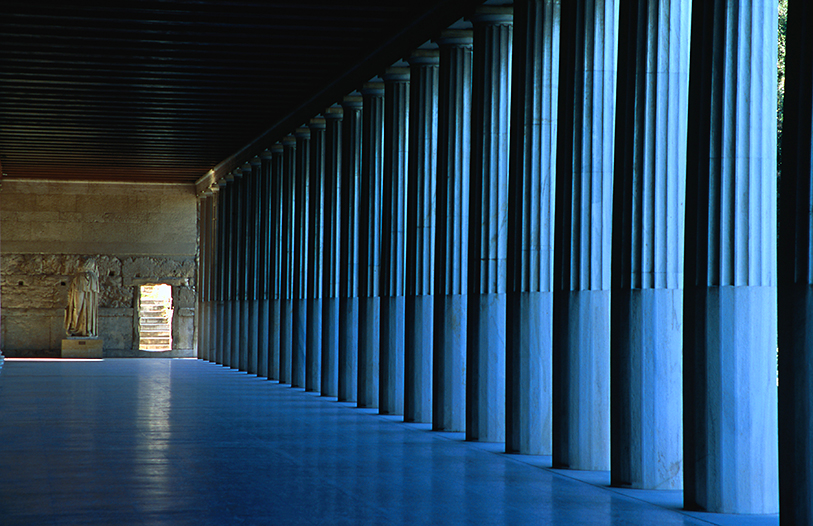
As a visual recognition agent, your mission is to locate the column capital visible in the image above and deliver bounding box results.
[281,135,297,148]
[260,149,274,160]
[469,6,513,25]
[383,67,410,83]
[360,80,385,97]
[324,104,343,120]
[208,182,220,194]
[308,117,326,131]
[233,168,244,179]
[249,156,261,167]
[341,93,363,110]
[270,143,284,154]
[294,126,311,139]
[241,162,252,174]
[434,29,473,48]
[408,48,439,66]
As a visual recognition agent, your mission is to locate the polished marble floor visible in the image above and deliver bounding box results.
[0,359,779,525]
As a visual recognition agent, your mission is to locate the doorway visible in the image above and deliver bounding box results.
[138,284,173,351]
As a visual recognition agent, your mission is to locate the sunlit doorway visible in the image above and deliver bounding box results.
[138,284,173,351]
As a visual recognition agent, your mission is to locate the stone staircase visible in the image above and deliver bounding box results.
[139,285,173,351]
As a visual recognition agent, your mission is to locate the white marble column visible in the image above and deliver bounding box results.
[466,6,512,444]
[292,127,310,389]
[380,65,409,416]
[611,0,689,490]
[207,184,220,364]
[306,117,326,393]
[779,0,813,522]
[433,29,472,432]
[322,105,343,397]
[358,80,384,409]
[506,0,559,456]
[268,144,284,381]
[339,94,362,403]
[552,0,618,471]
[684,0,778,513]
[197,191,211,361]
[405,47,439,424]
[279,135,297,384]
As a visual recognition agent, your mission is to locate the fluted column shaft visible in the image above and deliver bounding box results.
[380,68,409,416]
[292,128,311,388]
[230,169,244,370]
[237,166,250,371]
[552,0,618,471]
[339,95,362,402]
[246,160,260,375]
[268,144,284,380]
[216,177,229,366]
[208,187,220,364]
[610,0,689,490]
[279,136,296,384]
[306,118,326,393]
[405,49,439,424]
[684,0,778,513]
[322,107,343,397]
[506,0,558,455]
[358,81,384,409]
[467,7,512,443]
[433,30,472,432]
[779,0,813,522]
[257,152,272,378]
[197,193,211,361]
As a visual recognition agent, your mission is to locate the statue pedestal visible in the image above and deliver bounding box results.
[61,338,103,358]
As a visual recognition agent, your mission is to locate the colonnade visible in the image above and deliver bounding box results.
[195,0,806,518]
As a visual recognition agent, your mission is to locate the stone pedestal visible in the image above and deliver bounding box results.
[62,338,103,358]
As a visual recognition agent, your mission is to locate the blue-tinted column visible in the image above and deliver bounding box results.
[380,66,409,416]
[268,144,284,380]
[779,0,813,522]
[257,152,272,378]
[245,160,260,375]
[230,167,244,370]
[279,135,296,384]
[216,176,229,366]
[611,0,689,489]
[322,105,343,397]
[433,29,472,432]
[467,6,512,443]
[506,0,559,456]
[307,117,326,393]
[553,0,618,471]
[339,94,362,403]
[292,127,310,389]
[405,47,439,424]
[684,0,778,513]
[239,164,251,372]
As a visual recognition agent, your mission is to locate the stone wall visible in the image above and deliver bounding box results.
[0,180,197,355]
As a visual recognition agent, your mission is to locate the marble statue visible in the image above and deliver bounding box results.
[64,257,100,337]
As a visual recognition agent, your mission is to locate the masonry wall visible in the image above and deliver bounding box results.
[0,180,198,355]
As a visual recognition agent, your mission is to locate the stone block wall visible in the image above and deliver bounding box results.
[0,180,197,355]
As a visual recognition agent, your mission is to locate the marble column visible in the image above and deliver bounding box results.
[339,94,362,403]
[405,47,439,424]
[257,152,272,378]
[433,29,472,432]
[306,117,326,393]
[216,177,229,366]
[466,6,512,444]
[292,127,311,389]
[380,66,409,416]
[197,192,211,361]
[552,0,618,471]
[208,184,221,364]
[506,0,558,456]
[268,144,284,380]
[236,166,249,371]
[245,160,260,376]
[322,106,342,397]
[779,0,813,522]
[683,0,778,513]
[229,169,243,370]
[610,0,689,489]
[358,80,384,409]
[279,135,297,384]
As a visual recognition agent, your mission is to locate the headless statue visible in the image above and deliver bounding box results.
[64,258,100,337]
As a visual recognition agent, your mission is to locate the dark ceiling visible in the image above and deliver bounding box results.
[0,0,482,184]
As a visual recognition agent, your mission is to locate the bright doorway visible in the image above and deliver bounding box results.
[138,284,173,351]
